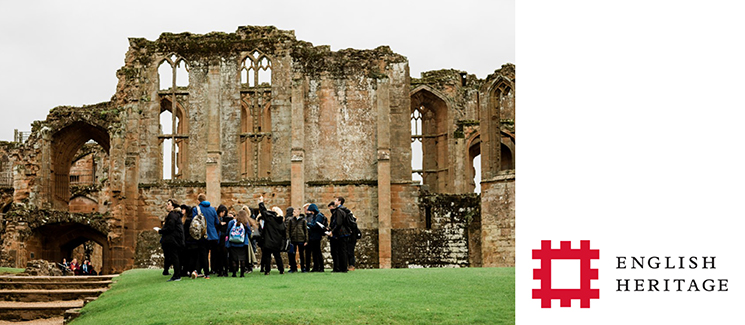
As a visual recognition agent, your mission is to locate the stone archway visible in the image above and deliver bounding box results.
[26,223,110,275]
[51,122,110,210]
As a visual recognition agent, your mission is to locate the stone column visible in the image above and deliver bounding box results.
[206,63,222,205]
[290,75,305,208]
[376,78,392,269]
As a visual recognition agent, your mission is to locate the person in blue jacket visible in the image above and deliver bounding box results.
[225,209,251,277]
[305,203,327,272]
[192,193,220,278]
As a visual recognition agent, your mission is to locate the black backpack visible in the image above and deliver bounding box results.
[346,210,361,240]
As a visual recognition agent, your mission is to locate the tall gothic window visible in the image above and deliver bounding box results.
[411,106,423,183]
[240,51,273,179]
[158,54,189,180]
[410,89,449,192]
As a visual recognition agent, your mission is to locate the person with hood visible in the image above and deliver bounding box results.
[192,193,220,279]
[258,195,286,275]
[159,198,185,282]
[305,203,327,272]
[225,209,251,277]
[286,206,307,273]
[180,204,197,278]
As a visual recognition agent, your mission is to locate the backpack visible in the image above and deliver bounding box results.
[228,221,246,243]
[346,210,362,240]
[189,206,207,240]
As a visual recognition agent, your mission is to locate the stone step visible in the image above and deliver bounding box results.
[0,280,113,290]
[0,300,84,321]
[0,289,107,302]
[0,275,117,283]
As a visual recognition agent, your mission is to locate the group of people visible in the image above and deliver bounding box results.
[157,193,361,282]
[58,258,98,276]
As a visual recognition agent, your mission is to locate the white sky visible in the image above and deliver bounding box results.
[0,0,514,141]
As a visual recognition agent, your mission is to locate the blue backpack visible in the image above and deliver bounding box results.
[228,221,246,243]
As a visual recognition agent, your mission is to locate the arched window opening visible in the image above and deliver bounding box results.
[240,94,273,179]
[466,135,481,194]
[501,143,514,170]
[473,154,482,193]
[158,61,173,91]
[411,106,423,184]
[258,56,272,86]
[241,52,272,87]
[175,59,189,88]
[159,98,187,180]
[410,88,449,192]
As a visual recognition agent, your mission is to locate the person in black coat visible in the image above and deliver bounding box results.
[328,197,351,273]
[305,203,327,272]
[258,195,286,275]
[159,198,184,282]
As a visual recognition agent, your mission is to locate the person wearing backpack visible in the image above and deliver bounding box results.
[258,195,286,275]
[192,193,220,278]
[327,197,351,273]
[225,209,251,277]
[335,197,360,271]
[159,198,184,282]
[305,203,327,272]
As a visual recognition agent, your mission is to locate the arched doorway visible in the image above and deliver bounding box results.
[26,223,110,274]
[51,122,110,210]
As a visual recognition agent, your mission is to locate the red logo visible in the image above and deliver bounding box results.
[533,240,599,308]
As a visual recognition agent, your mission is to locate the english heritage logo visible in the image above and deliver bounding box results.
[532,240,599,308]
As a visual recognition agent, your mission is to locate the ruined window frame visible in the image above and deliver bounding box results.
[158,54,190,180]
[239,51,273,180]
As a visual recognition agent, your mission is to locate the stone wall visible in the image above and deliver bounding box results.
[481,174,515,267]
[0,26,514,272]
[391,193,480,268]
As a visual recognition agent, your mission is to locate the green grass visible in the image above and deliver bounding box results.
[0,267,24,274]
[73,267,514,325]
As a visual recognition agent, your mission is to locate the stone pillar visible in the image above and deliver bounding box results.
[480,174,515,267]
[290,76,305,208]
[206,63,222,205]
[454,138,465,193]
[376,78,392,269]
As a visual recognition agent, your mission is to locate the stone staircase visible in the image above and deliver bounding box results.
[0,275,117,324]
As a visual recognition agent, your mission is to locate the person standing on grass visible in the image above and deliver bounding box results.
[244,205,259,273]
[327,198,350,273]
[287,206,308,273]
[181,205,198,278]
[335,197,360,271]
[215,205,231,277]
[225,209,251,277]
[258,195,286,275]
[192,193,220,279]
[284,207,297,273]
[159,198,184,282]
[305,203,327,272]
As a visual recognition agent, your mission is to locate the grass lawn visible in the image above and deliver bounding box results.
[73,267,514,325]
[0,267,24,274]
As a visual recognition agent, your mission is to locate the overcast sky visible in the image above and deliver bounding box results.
[0,0,514,141]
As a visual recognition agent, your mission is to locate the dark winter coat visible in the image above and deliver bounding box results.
[159,209,185,247]
[259,202,286,251]
[287,216,308,243]
[306,204,327,241]
[331,205,351,238]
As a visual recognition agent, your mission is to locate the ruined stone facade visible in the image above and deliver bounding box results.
[0,26,515,273]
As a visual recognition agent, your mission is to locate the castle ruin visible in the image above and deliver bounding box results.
[0,26,514,273]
